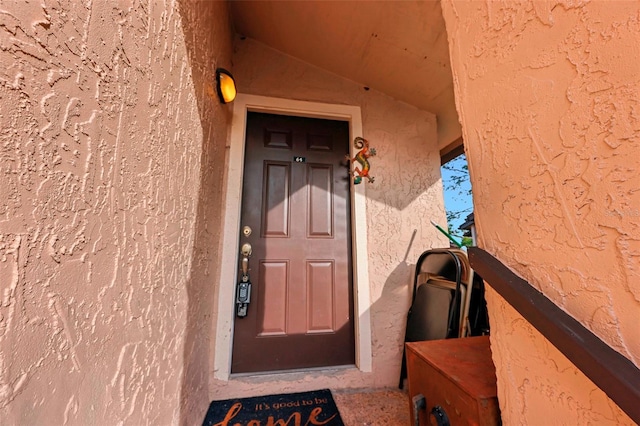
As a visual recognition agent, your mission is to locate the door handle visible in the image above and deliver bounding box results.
[430,406,450,426]
[412,394,426,426]
[241,243,252,275]
[236,243,252,318]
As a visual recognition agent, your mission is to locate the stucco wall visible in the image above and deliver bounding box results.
[177,1,233,424]
[0,1,232,425]
[210,37,448,398]
[441,1,639,424]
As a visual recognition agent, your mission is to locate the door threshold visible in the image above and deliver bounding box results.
[230,364,358,379]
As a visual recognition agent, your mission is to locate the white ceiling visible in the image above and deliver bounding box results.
[229,0,461,149]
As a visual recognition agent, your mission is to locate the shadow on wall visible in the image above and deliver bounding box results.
[361,135,444,212]
[176,1,233,425]
[371,260,414,385]
[366,229,421,386]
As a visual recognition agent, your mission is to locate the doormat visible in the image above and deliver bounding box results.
[202,388,345,426]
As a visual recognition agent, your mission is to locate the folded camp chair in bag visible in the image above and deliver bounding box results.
[415,248,476,339]
[399,248,474,389]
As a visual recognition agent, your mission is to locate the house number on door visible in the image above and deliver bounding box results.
[294,156,306,163]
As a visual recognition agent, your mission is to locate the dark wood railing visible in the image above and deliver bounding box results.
[467,247,640,423]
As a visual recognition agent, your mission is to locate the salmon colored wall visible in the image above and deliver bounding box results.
[209,37,449,398]
[441,1,639,424]
[177,1,233,424]
[0,1,232,424]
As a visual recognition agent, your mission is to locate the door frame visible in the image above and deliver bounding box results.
[214,94,372,380]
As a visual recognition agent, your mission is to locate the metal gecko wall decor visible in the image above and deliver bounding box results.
[346,137,376,184]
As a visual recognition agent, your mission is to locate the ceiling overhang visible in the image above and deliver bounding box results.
[229,0,462,150]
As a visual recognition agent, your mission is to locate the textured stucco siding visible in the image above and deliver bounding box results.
[176,0,233,424]
[442,1,639,424]
[0,1,232,424]
[210,37,449,398]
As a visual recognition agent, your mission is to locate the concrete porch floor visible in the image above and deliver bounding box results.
[332,389,409,426]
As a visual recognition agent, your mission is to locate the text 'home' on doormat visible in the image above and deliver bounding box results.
[202,388,345,426]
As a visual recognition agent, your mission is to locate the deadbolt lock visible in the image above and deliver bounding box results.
[242,226,252,237]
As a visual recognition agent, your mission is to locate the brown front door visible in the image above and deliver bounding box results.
[231,112,355,373]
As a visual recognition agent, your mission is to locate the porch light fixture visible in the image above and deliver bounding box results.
[216,68,236,104]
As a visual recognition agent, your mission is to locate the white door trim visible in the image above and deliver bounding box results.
[213,94,372,380]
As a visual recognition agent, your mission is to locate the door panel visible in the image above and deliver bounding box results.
[308,164,333,237]
[258,260,288,336]
[262,162,291,237]
[307,260,335,333]
[231,112,354,373]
